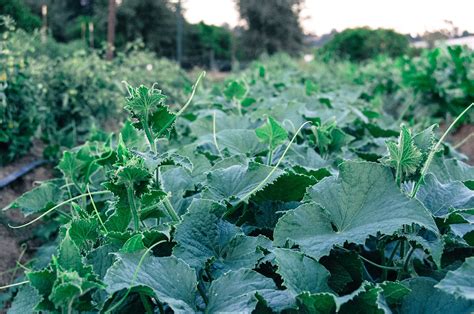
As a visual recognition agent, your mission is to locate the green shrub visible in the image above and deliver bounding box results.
[400,46,474,117]
[0,0,40,32]
[0,24,189,165]
[320,27,410,62]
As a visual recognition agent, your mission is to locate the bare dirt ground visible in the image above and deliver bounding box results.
[0,144,54,286]
[451,124,474,164]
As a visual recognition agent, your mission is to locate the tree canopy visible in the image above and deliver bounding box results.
[236,0,305,59]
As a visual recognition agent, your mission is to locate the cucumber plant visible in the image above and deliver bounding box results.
[2,65,474,313]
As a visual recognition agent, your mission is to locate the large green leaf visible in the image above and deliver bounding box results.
[435,257,474,300]
[285,144,330,170]
[104,253,197,312]
[203,161,284,205]
[173,199,270,276]
[274,161,438,259]
[274,248,331,295]
[338,284,390,313]
[49,271,102,308]
[412,124,436,154]
[241,201,297,232]
[379,281,411,305]
[216,129,267,156]
[7,285,42,314]
[417,173,474,217]
[120,234,146,253]
[6,182,62,216]
[253,172,317,202]
[115,157,150,187]
[256,290,296,312]
[401,277,474,314]
[188,110,251,137]
[295,292,337,314]
[87,244,119,279]
[295,282,388,313]
[58,148,99,183]
[429,157,474,184]
[206,269,276,313]
[158,165,194,214]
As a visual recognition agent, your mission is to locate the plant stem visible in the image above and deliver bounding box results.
[142,120,156,153]
[67,298,74,314]
[382,240,401,281]
[387,241,401,263]
[359,254,402,271]
[403,245,416,272]
[205,268,213,282]
[232,99,242,116]
[0,280,29,290]
[87,185,108,233]
[212,111,222,159]
[401,238,406,257]
[197,282,209,305]
[156,300,165,314]
[163,197,180,222]
[177,71,206,117]
[337,246,402,271]
[396,243,411,281]
[361,263,375,283]
[127,185,140,231]
[266,147,273,166]
[395,162,401,187]
[139,293,154,314]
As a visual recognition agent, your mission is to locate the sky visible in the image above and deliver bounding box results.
[183,0,474,36]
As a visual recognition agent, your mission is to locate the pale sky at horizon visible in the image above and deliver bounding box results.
[183,0,474,36]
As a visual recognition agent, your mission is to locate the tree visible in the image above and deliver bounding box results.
[236,0,304,59]
[24,0,94,42]
[106,0,116,60]
[0,0,41,32]
[97,0,178,58]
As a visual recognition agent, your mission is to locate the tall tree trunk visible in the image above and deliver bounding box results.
[41,4,47,43]
[176,0,183,66]
[89,22,94,49]
[106,0,117,60]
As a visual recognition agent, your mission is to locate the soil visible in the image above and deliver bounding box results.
[0,142,54,286]
[450,124,474,164]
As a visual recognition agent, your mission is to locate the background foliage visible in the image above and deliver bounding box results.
[320,27,411,62]
[0,21,189,165]
[236,0,305,59]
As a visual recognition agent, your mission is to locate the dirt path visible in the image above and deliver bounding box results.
[451,124,474,164]
[0,152,53,286]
